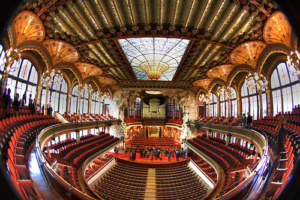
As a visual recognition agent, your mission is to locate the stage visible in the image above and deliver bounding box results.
[109,152,190,167]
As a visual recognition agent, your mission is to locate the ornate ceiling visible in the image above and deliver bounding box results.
[10,0,292,91]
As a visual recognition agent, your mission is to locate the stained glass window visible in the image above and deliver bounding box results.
[41,75,68,114]
[0,44,38,106]
[118,37,189,81]
[271,62,299,115]
[91,91,100,114]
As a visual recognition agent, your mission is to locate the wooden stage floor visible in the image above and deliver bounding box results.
[109,152,190,164]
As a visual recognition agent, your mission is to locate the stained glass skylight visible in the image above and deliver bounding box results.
[118,37,190,81]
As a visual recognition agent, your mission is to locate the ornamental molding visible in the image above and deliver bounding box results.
[54,62,83,84]
[226,64,255,87]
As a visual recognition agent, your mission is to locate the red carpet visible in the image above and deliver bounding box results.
[109,152,190,163]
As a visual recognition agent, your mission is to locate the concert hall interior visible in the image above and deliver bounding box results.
[1,0,300,200]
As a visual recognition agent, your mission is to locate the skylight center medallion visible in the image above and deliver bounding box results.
[118,37,190,81]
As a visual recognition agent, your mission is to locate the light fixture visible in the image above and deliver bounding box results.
[245,72,268,119]
[145,91,162,95]
[199,93,211,103]
[286,50,300,81]
[41,69,64,88]
[75,83,93,96]
[216,86,233,100]
[245,72,268,93]
[139,62,170,80]
[100,90,110,99]
[4,48,22,72]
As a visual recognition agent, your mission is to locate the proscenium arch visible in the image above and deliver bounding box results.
[17,40,53,71]
[226,64,255,87]
[82,76,102,94]
[207,78,226,94]
[256,43,292,74]
[54,62,83,85]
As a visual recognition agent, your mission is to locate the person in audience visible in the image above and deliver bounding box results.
[4,88,11,118]
[150,150,153,160]
[36,104,40,113]
[274,115,287,161]
[246,112,252,129]
[182,149,185,159]
[13,93,20,116]
[2,88,7,100]
[22,91,26,108]
[133,150,136,161]
[242,114,247,128]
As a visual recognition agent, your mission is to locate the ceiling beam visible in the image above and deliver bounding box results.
[37,0,58,16]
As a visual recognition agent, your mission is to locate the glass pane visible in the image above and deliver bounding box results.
[277,63,290,86]
[16,82,27,102]
[242,97,249,115]
[28,66,38,84]
[27,85,36,102]
[271,69,280,89]
[72,85,79,96]
[272,89,282,115]
[18,59,31,81]
[8,60,22,77]
[61,79,68,93]
[59,94,67,114]
[52,75,61,91]
[241,82,248,97]
[289,64,299,83]
[0,48,6,71]
[282,87,293,114]
[50,91,59,112]
[262,93,267,118]
[292,83,300,108]
[220,102,225,117]
[6,78,16,98]
[249,96,258,120]
[71,96,78,114]
[231,87,237,99]
[232,100,237,117]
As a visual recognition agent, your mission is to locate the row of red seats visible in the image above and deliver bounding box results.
[192,156,217,183]
[7,115,59,200]
[193,137,238,167]
[74,137,119,167]
[66,135,114,161]
[198,136,245,163]
[59,134,109,157]
[188,139,230,171]
[208,136,253,156]
[265,137,294,199]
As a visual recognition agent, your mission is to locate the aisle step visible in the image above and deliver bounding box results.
[144,168,156,200]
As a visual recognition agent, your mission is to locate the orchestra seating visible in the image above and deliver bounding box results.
[5,114,60,200]
[93,161,148,200]
[155,164,208,200]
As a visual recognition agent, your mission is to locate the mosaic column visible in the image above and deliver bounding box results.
[227,99,231,117]
[37,85,42,106]
[67,94,71,113]
[217,97,220,117]
[237,97,241,117]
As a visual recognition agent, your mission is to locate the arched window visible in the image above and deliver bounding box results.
[0,45,38,104]
[206,93,217,117]
[167,99,180,118]
[80,88,89,113]
[271,62,300,115]
[41,75,68,113]
[231,87,238,117]
[71,84,79,114]
[241,80,267,120]
[91,91,100,114]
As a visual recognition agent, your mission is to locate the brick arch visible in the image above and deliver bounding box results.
[54,62,83,85]
[207,78,226,94]
[17,40,53,71]
[256,43,291,74]
[226,64,255,87]
[82,76,102,94]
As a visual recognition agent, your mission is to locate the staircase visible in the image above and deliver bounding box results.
[144,168,156,200]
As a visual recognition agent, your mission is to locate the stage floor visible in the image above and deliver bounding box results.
[109,152,190,164]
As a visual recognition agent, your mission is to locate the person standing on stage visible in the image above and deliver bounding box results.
[175,149,179,161]
[159,150,162,160]
[167,149,171,161]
